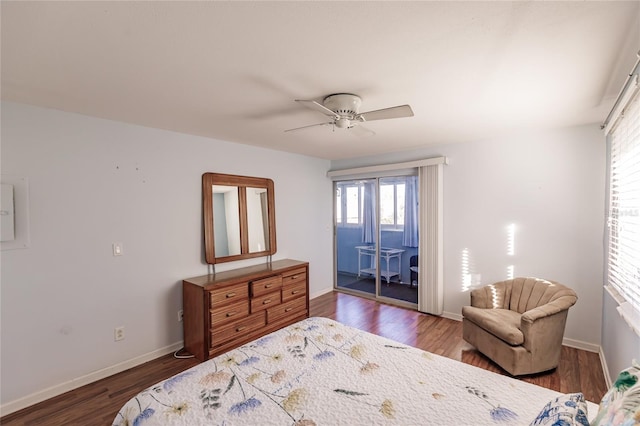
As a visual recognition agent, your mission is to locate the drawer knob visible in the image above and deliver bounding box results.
[291,275,299,279]
[226,292,236,298]
[226,311,236,317]
[262,299,271,305]
[236,326,246,332]
[292,290,300,295]
[285,307,293,312]
[265,284,272,288]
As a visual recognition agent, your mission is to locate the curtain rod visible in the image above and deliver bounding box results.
[327,156,447,178]
[601,50,640,130]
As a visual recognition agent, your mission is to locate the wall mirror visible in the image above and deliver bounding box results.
[203,173,276,264]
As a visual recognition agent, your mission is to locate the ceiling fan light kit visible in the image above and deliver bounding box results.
[285,93,414,135]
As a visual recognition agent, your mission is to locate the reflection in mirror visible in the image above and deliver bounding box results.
[203,173,276,264]
[246,187,269,253]
[212,185,241,257]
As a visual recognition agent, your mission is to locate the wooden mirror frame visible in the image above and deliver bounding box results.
[203,173,276,264]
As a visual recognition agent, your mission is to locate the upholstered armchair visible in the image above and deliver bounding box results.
[462,277,577,376]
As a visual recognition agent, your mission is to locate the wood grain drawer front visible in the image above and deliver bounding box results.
[211,314,265,349]
[282,281,307,303]
[251,291,281,313]
[251,275,282,297]
[210,282,248,306]
[282,268,307,286]
[210,299,249,328]
[267,297,307,323]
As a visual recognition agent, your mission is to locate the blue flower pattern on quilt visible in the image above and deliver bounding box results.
[228,396,262,415]
[132,408,154,426]
[466,386,519,423]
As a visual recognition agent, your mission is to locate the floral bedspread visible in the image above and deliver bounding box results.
[113,317,596,425]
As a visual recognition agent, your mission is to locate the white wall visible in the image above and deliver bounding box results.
[601,283,640,384]
[0,102,334,408]
[331,124,606,348]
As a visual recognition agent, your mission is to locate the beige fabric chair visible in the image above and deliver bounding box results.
[462,277,577,376]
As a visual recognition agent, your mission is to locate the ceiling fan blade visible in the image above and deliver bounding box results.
[356,104,414,122]
[295,99,340,119]
[284,122,333,132]
[348,124,376,137]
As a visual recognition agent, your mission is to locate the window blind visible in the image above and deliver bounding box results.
[607,88,640,315]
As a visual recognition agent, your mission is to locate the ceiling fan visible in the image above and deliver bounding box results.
[285,93,414,135]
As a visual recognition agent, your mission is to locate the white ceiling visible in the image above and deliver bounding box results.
[2,1,639,160]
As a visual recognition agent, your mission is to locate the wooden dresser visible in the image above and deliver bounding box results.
[183,259,309,361]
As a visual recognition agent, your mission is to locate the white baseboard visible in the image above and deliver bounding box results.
[599,347,613,388]
[441,311,462,321]
[0,341,184,417]
[310,287,334,300]
[561,337,600,353]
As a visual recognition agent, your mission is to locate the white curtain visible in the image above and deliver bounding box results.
[361,181,376,244]
[402,176,419,247]
[418,163,444,315]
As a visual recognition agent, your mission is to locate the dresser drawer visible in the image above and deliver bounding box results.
[211,313,265,349]
[251,291,281,313]
[209,282,248,306]
[210,299,249,328]
[282,280,307,303]
[267,297,307,323]
[250,275,282,297]
[282,268,307,286]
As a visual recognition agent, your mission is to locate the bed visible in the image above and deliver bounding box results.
[113,317,599,425]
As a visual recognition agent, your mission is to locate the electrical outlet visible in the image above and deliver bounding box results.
[178,310,183,322]
[114,326,125,341]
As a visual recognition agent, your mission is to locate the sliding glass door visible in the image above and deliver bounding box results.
[378,176,418,304]
[334,174,419,306]
[335,179,376,297]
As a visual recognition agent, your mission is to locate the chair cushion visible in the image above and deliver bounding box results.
[462,306,524,345]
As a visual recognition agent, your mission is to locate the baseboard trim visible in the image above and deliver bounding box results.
[441,311,462,321]
[310,287,334,300]
[599,347,613,388]
[561,337,600,353]
[0,341,184,417]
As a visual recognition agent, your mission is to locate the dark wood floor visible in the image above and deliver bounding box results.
[1,291,608,425]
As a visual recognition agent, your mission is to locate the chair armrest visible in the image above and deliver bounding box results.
[520,295,577,353]
[520,309,569,354]
[521,295,577,324]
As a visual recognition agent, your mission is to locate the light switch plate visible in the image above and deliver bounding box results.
[0,175,30,251]
[0,184,15,242]
[112,242,123,256]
